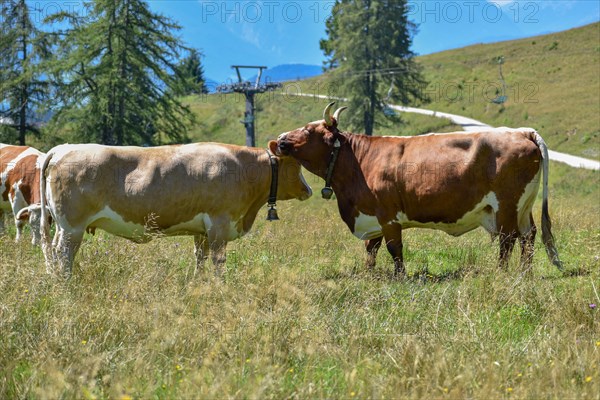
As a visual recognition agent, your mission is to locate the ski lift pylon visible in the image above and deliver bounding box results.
[492,56,508,105]
[383,73,397,116]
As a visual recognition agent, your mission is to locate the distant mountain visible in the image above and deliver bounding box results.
[251,64,323,84]
[205,64,323,93]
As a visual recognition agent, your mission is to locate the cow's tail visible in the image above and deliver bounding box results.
[15,204,49,221]
[532,131,563,270]
[40,151,54,266]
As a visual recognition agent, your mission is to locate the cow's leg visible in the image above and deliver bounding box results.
[207,216,230,277]
[497,207,519,270]
[499,231,518,270]
[9,190,26,242]
[365,236,383,269]
[208,239,227,277]
[193,234,209,273]
[382,223,405,278]
[14,218,25,242]
[42,227,60,274]
[55,228,84,278]
[28,209,42,247]
[0,209,5,235]
[519,213,537,272]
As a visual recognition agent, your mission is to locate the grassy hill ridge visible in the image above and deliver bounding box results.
[290,22,599,159]
[419,22,600,159]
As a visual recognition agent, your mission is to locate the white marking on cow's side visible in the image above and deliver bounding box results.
[85,206,147,242]
[166,213,244,241]
[517,168,541,235]
[353,212,382,240]
[165,212,211,236]
[395,191,499,237]
[10,179,28,215]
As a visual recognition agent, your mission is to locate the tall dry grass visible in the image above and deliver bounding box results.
[1,163,599,399]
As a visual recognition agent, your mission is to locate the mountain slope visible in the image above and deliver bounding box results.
[298,22,600,159]
[419,22,599,159]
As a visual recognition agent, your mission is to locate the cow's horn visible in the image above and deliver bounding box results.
[333,107,347,124]
[323,102,335,126]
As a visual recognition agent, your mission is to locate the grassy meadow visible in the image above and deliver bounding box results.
[2,23,599,400]
[0,159,598,399]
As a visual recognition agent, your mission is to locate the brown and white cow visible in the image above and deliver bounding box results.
[40,142,312,277]
[275,103,563,276]
[0,144,45,245]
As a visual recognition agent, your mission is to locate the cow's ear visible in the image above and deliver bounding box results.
[268,140,282,156]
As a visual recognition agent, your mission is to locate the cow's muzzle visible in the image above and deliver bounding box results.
[276,133,292,156]
[277,139,292,156]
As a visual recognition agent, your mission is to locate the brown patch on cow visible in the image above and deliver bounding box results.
[1,146,42,205]
[1,145,29,202]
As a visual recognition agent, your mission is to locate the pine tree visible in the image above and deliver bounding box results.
[320,0,428,136]
[0,0,50,145]
[47,0,194,145]
[174,49,208,96]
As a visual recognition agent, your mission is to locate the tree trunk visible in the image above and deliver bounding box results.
[18,1,27,145]
[363,0,375,136]
[104,4,117,145]
[116,0,131,146]
[367,67,377,136]
[364,71,373,136]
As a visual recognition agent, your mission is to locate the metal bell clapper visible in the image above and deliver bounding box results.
[266,204,280,221]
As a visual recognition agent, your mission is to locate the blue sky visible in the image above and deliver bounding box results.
[33,1,600,83]
[147,0,599,83]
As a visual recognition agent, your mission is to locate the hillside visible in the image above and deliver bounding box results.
[420,22,600,159]
[31,24,599,161]
[184,93,461,147]
[296,22,600,159]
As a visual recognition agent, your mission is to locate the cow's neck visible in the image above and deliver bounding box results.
[329,133,378,212]
[239,150,275,232]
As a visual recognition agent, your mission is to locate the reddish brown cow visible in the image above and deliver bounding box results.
[0,144,45,245]
[275,103,563,276]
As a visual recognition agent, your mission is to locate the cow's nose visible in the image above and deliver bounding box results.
[278,141,290,150]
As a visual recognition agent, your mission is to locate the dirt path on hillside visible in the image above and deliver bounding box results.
[387,104,600,171]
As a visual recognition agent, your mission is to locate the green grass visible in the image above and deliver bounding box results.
[1,160,598,399]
